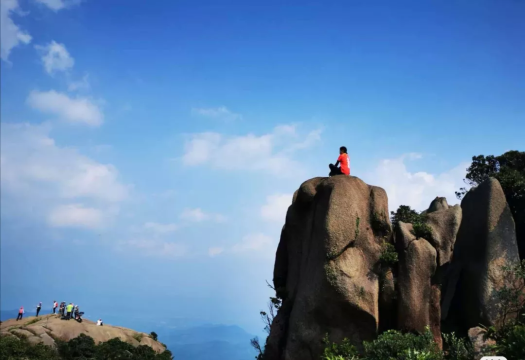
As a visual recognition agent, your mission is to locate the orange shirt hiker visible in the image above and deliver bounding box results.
[337,153,350,175]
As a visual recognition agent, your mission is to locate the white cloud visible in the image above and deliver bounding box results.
[144,222,178,234]
[1,123,129,228]
[231,233,274,253]
[27,90,104,126]
[261,194,292,223]
[68,73,90,91]
[363,154,469,213]
[121,239,188,258]
[181,125,321,176]
[180,208,226,223]
[208,247,224,257]
[36,41,74,74]
[285,128,323,153]
[1,0,32,62]
[191,106,242,121]
[48,204,104,229]
[35,0,81,11]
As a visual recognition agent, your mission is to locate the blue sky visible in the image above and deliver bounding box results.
[1,0,524,336]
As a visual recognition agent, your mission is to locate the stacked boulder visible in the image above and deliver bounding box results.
[264,176,521,360]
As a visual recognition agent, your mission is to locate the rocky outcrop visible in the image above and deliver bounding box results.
[427,197,449,213]
[0,314,166,353]
[266,176,391,360]
[468,326,495,358]
[442,178,521,331]
[265,176,521,360]
[395,222,439,345]
[393,197,462,347]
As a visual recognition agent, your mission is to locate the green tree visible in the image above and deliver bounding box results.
[390,205,432,240]
[57,333,96,359]
[456,151,525,259]
[0,335,61,360]
[390,205,421,228]
[150,331,158,341]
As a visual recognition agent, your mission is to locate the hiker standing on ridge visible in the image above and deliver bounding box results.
[329,146,350,176]
[16,306,24,321]
[53,300,58,314]
[66,303,73,320]
[36,302,42,317]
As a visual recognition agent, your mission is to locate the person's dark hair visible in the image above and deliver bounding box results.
[340,146,347,153]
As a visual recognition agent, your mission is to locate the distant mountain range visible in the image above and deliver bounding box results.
[1,309,259,360]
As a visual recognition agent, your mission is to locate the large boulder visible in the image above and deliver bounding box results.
[265,176,391,360]
[425,204,462,282]
[442,178,521,331]
[0,315,166,354]
[395,222,440,346]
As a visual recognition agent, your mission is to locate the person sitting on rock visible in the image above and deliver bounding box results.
[97,319,103,326]
[329,146,350,176]
[16,306,24,321]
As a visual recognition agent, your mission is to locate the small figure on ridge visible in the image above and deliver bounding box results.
[16,306,24,321]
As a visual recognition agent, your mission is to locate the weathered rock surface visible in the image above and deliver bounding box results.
[424,203,462,287]
[442,178,521,330]
[427,197,449,213]
[468,326,495,358]
[0,314,166,353]
[395,222,439,344]
[265,175,522,360]
[265,176,391,360]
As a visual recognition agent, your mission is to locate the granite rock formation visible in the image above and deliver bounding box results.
[264,176,521,360]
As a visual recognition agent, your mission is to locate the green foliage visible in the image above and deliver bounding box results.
[442,332,474,360]
[363,328,442,360]
[490,324,525,360]
[1,333,173,360]
[321,333,359,360]
[56,333,96,359]
[411,222,432,240]
[456,151,525,258]
[321,328,444,360]
[390,205,432,239]
[390,205,421,228]
[379,241,399,266]
[0,334,61,360]
[150,331,158,341]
